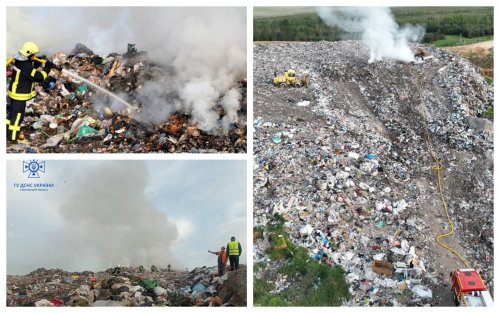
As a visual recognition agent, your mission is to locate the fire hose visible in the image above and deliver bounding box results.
[414,69,470,268]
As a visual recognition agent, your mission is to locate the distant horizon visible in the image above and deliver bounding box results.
[7,263,248,276]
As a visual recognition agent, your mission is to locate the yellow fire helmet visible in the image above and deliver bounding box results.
[19,42,40,58]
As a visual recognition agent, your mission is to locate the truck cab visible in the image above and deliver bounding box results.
[451,269,493,306]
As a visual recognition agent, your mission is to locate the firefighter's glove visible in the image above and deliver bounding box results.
[44,61,55,72]
[33,60,43,68]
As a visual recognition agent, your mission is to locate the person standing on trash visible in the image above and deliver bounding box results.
[6,42,54,143]
[208,246,228,276]
[226,236,242,271]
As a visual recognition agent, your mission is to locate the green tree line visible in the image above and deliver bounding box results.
[254,7,493,42]
[394,7,493,40]
[254,14,341,41]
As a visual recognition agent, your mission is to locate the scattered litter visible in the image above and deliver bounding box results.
[253,41,493,306]
[7,265,247,307]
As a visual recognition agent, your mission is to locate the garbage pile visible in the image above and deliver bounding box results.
[253,41,493,306]
[6,265,247,307]
[7,43,246,153]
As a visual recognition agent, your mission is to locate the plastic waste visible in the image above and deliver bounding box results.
[35,299,52,307]
[141,279,157,291]
[153,286,167,296]
[191,283,206,299]
[376,220,385,228]
[192,283,206,294]
[411,285,433,298]
[51,299,65,306]
[75,125,98,139]
[272,134,282,143]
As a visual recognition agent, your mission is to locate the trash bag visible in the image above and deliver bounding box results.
[192,283,206,296]
[50,299,65,306]
[411,285,433,298]
[35,299,52,307]
[74,125,98,140]
[141,279,157,291]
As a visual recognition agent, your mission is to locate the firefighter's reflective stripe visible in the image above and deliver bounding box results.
[32,69,47,80]
[6,119,11,125]
[228,241,239,256]
[9,113,22,141]
[8,89,36,101]
[10,67,21,98]
[8,66,37,101]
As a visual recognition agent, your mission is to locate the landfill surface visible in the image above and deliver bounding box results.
[6,44,246,153]
[253,41,493,306]
[7,265,246,307]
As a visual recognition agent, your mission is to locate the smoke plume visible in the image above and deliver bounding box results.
[54,161,179,270]
[7,7,246,131]
[317,7,425,63]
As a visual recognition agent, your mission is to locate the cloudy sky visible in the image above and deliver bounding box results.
[6,160,246,274]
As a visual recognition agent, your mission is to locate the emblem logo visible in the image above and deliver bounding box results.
[23,160,45,178]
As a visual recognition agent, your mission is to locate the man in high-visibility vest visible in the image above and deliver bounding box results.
[6,42,54,143]
[226,236,242,271]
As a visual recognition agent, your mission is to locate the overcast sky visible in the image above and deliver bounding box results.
[7,160,246,274]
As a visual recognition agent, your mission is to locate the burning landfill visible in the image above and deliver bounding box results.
[6,7,246,153]
[6,265,246,307]
[253,17,493,307]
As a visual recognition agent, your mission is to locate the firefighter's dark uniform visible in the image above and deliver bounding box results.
[7,59,52,141]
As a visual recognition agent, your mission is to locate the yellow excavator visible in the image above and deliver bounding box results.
[272,69,309,88]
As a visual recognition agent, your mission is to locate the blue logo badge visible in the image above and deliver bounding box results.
[23,160,46,178]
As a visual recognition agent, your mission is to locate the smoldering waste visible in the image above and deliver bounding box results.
[7,43,246,153]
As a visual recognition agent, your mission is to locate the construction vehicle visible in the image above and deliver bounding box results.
[272,69,309,88]
[450,269,493,306]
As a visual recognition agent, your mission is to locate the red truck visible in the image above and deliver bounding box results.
[450,269,493,306]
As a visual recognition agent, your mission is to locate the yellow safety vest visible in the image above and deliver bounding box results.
[228,241,239,256]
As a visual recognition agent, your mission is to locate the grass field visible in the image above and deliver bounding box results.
[432,35,493,47]
[253,215,351,306]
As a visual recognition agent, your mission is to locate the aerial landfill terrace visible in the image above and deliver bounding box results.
[6,43,247,153]
[253,41,493,306]
[7,265,246,307]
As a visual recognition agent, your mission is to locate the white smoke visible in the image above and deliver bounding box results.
[53,161,179,270]
[221,87,242,128]
[317,7,425,63]
[6,7,246,131]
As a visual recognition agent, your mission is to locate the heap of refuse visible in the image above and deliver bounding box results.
[6,43,246,153]
[253,41,493,306]
[6,265,246,307]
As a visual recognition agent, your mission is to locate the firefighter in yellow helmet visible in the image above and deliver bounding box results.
[226,236,242,271]
[6,42,54,143]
